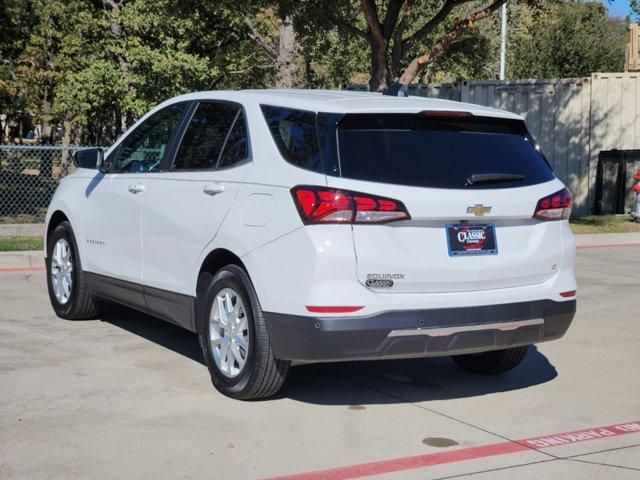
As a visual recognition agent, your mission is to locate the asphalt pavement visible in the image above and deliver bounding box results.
[1,246,639,479]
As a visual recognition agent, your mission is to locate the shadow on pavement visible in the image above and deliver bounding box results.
[280,347,557,405]
[100,301,558,405]
[100,301,206,366]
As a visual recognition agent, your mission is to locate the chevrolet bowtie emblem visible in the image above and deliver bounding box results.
[466,204,492,216]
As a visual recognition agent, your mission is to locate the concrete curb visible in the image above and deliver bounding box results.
[574,232,640,248]
[0,250,45,271]
[0,223,45,237]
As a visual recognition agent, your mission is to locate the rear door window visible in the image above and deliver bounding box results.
[172,103,240,170]
[217,111,249,169]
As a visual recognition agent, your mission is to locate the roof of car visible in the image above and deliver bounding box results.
[167,89,523,120]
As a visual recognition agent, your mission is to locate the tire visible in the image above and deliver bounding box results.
[197,265,290,400]
[451,345,529,375]
[46,221,100,320]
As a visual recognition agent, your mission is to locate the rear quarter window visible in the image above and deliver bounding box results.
[260,105,325,173]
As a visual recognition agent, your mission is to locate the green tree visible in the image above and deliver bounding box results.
[631,0,639,21]
[508,1,628,78]
[2,0,278,144]
[282,0,515,92]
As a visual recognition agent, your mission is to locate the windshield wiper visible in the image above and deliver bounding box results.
[466,173,525,186]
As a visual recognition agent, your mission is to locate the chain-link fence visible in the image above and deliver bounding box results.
[0,145,80,224]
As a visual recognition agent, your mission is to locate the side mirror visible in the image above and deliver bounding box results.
[73,148,104,170]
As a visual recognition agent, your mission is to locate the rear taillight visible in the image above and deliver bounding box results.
[533,188,572,221]
[291,186,410,224]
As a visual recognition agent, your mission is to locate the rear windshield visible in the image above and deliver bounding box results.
[261,107,554,189]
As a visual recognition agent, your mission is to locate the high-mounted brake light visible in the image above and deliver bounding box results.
[533,188,572,221]
[419,110,473,118]
[291,186,410,224]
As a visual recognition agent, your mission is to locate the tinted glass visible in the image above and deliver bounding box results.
[337,114,554,189]
[112,103,186,173]
[261,105,324,172]
[218,112,249,168]
[173,103,239,170]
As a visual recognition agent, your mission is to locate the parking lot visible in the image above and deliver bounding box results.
[1,246,639,480]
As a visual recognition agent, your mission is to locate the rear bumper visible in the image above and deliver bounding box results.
[264,299,575,362]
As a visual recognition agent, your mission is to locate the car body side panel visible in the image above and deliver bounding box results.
[44,170,96,265]
[140,164,250,296]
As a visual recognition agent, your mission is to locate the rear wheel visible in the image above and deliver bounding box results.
[451,346,529,375]
[197,265,289,400]
[46,221,100,320]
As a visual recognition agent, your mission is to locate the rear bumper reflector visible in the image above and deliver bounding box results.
[305,306,364,313]
[560,290,576,298]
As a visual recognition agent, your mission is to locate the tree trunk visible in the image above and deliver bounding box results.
[40,91,53,145]
[397,0,507,87]
[368,40,392,92]
[60,118,72,177]
[276,15,300,89]
[103,0,135,128]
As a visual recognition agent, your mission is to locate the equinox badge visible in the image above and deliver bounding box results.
[466,204,492,216]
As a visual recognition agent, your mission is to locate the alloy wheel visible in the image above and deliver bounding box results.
[209,288,249,378]
[51,238,73,305]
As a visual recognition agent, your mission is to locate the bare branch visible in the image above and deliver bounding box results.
[398,0,507,86]
[244,18,277,61]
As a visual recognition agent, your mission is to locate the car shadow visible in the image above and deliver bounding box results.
[279,347,557,405]
[100,301,558,405]
[100,301,206,366]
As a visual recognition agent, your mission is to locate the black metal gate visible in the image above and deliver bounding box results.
[594,150,640,215]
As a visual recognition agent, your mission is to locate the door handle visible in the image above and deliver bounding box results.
[203,183,226,195]
[128,183,145,194]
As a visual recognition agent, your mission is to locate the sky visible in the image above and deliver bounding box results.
[603,0,636,19]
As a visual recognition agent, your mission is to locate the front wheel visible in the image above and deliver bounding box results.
[197,265,289,400]
[451,346,529,375]
[46,221,100,320]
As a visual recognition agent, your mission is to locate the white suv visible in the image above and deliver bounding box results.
[45,90,576,399]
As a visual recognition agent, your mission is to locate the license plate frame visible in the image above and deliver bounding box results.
[446,223,498,257]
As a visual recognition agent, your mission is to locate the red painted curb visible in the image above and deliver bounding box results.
[266,420,640,480]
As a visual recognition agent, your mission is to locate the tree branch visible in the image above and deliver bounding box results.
[244,18,277,61]
[359,0,385,45]
[402,0,474,52]
[391,0,414,73]
[383,0,405,41]
[397,0,507,86]
[324,11,369,39]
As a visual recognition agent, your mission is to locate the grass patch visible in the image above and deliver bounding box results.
[570,215,640,234]
[0,236,43,252]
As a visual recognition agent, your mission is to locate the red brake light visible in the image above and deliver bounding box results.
[533,188,572,221]
[291,186,410,224]
[419,110,473,118]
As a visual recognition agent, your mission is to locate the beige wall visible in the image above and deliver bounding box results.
[457,74,640,215]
